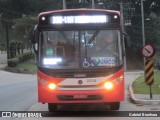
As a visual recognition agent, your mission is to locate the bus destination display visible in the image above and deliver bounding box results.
[50,15,109,24]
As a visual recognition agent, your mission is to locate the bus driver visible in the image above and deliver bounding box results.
[95,32,115,54]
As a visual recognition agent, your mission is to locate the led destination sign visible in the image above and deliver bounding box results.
[50,15,108,24]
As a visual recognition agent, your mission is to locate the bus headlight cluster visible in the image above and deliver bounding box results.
[103,75,123,90]
[38,77,57,90]
[48,83,56,90]
[104,82,114,90]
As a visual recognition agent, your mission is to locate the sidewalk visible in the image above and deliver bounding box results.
[129,72,160,105]
[0,52,7,69]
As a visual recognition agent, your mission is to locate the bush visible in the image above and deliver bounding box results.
[7,52,34,67]
[8,58,19,67]
[17,52,34,63]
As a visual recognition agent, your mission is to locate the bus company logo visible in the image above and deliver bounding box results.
[78,80,83,85]
[91,57,115,66]
[91,58,100,66]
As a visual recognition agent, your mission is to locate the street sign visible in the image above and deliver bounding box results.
[145,59,154,86]
[142,44,155,58]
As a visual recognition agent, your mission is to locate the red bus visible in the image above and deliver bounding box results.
[33,9,125,111]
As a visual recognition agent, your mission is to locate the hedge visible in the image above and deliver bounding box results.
[17,52,34,63]
[7,52,34,67]
[8,58,19,67]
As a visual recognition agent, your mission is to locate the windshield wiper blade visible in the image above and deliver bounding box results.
[87,30,99,47]
[60,31,73,48]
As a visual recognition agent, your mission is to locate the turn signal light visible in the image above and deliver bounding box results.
[48,83,56,90]
[104,82,113,90]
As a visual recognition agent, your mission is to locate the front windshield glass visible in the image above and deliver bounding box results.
[39,30,123,69]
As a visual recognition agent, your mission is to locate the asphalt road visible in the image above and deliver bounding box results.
[0,70,37,111]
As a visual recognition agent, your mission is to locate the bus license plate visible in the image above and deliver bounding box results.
[73,95,88,99]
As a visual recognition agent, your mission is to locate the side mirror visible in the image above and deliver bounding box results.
[32,25,38,54]
[123,32,129,49]
[32,25,38,44]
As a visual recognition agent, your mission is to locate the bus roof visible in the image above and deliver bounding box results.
[38,8,120,17]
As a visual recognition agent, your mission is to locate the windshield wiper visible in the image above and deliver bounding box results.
[83,32,88,59]
[60,31,74,49]
[83,30,99,61]
[87,30,99,47]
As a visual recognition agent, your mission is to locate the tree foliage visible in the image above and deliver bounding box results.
[130,0,160,48]
[13,15,36,38]
[0,0,62,15]
[149,12,160,49]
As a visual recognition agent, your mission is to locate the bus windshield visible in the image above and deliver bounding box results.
[39,30,123,69]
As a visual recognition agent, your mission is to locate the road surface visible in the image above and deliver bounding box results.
[0,70,37,111]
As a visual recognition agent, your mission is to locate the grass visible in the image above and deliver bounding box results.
[132,71,160,94]
[15,60,37,73]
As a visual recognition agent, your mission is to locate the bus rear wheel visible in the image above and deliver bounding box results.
[48,103,58,112]
[110,102,120,110]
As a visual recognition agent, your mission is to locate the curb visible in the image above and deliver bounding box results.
[129,78,160,105]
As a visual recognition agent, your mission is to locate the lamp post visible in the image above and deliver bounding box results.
[120,1,127,71]
[141,0,145,46]
[92,0,95,8]
[63,0,66,9]
[141,0,146,73]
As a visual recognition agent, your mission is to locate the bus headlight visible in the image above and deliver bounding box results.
[38,77,57,90]
[48,83,56,90]
[104,82,114,90]
[103,75,123,90]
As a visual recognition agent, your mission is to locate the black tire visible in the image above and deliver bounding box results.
[48,103,58,112]
[110,102,120,110]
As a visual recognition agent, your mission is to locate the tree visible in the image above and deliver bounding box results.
[148,12,160,49]
[13,15,36,50]
[0,19,6,51]
[66,0,125,9]
[130,0,160,48]
[0,0,62,16]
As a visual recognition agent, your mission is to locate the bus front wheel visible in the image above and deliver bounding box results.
[48,103,58,112]
[110,102,120,110]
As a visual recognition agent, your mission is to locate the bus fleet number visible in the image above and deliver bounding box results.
[86,79,96,83]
